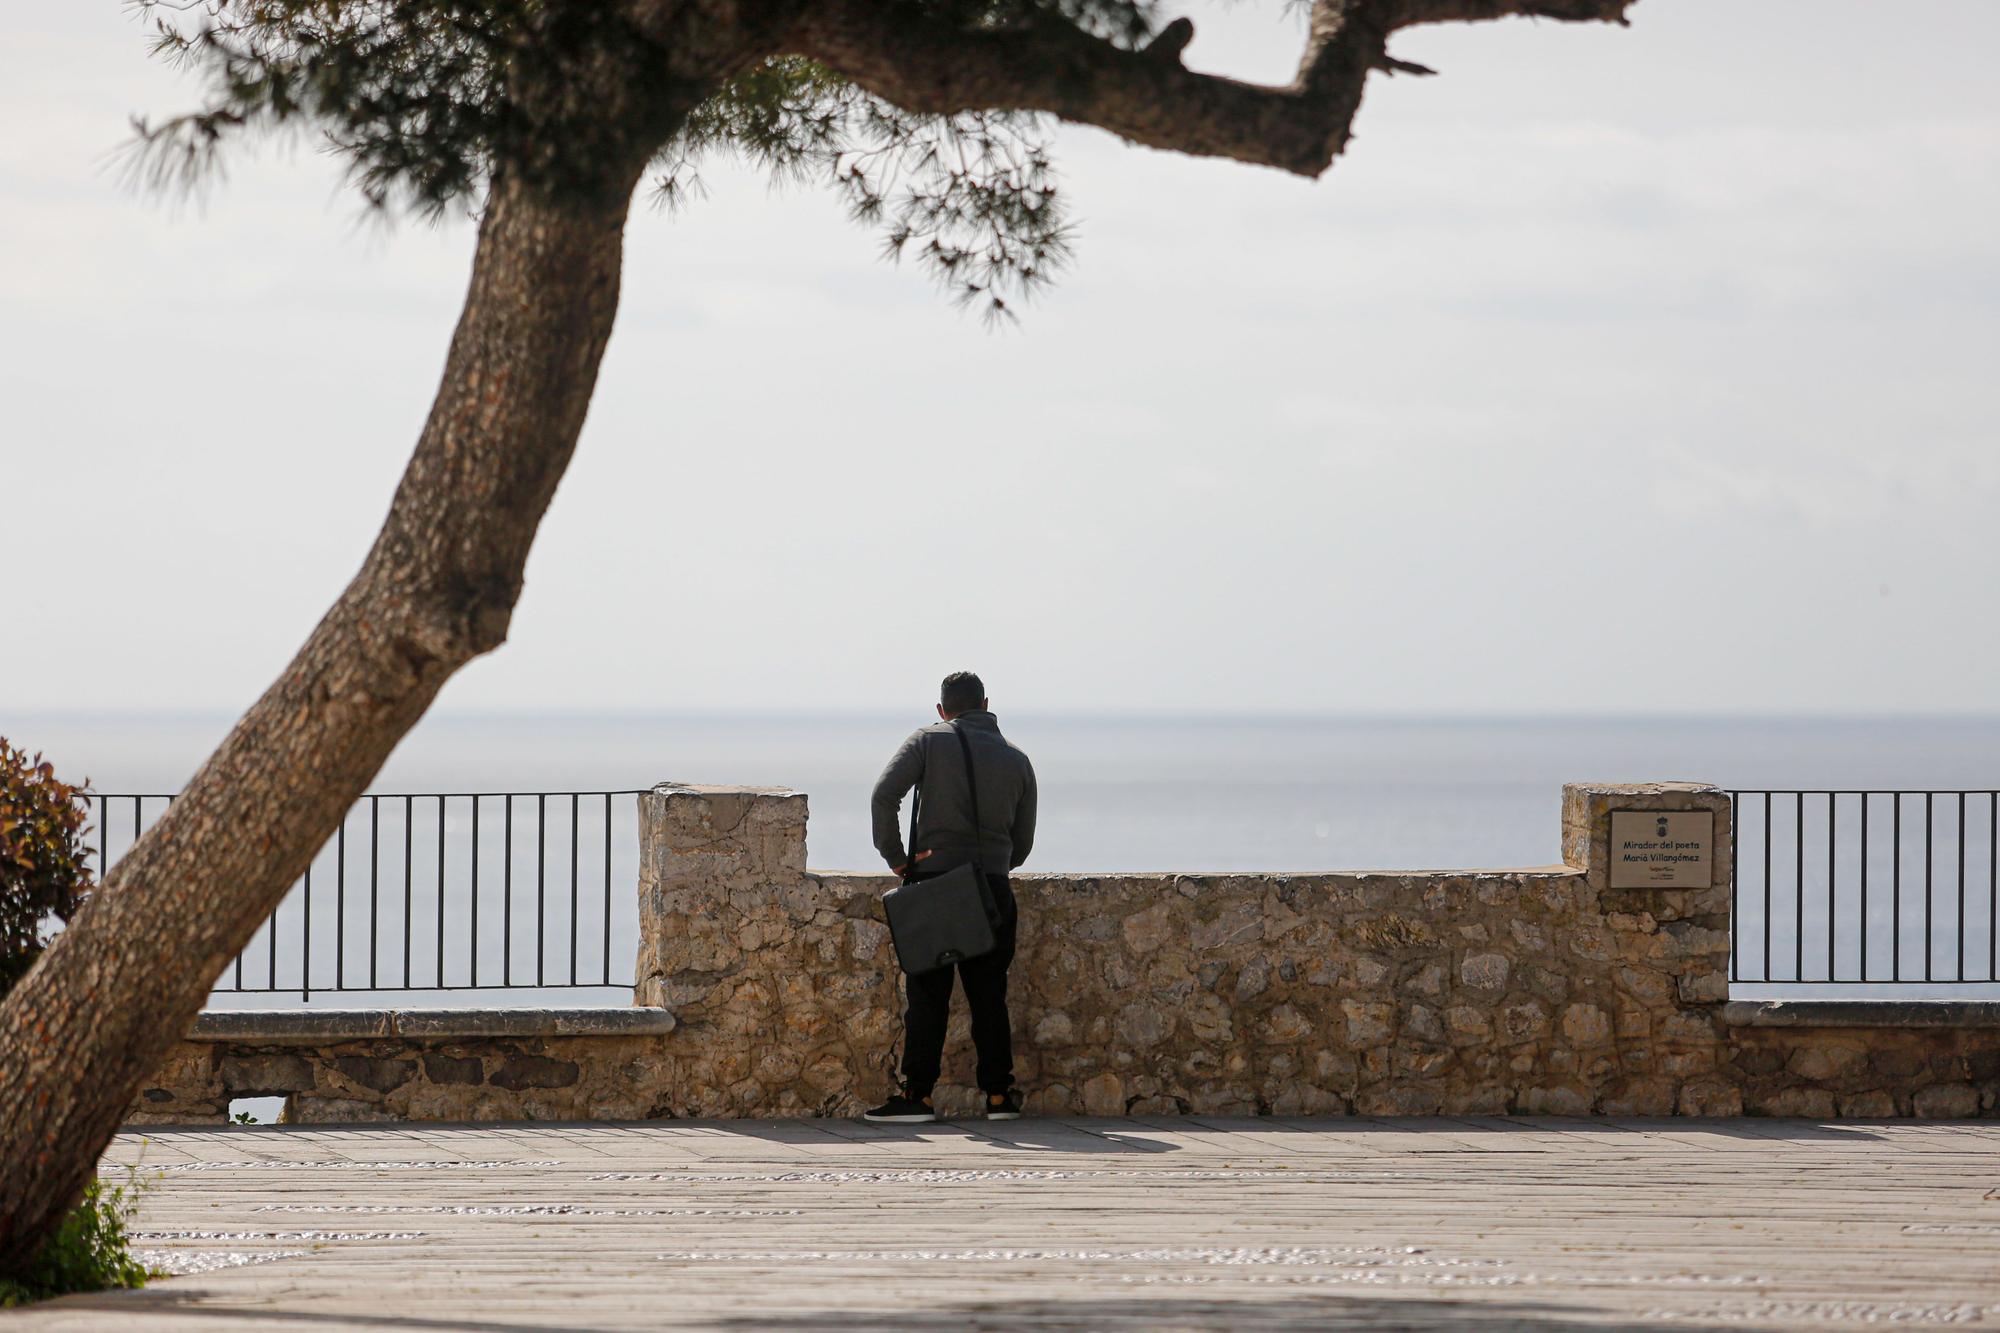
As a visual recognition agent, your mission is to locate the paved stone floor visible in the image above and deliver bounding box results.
[12,1117,2000,1330]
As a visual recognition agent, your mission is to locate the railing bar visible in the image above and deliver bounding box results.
[233,816,246,990]
[267,861,278,989]
[470,796,480,990]
[369,794,380,989]
[1794,791,1804,982]
[1860,794,1870,983]
[437,795,447,989]
[1893,795,1902,983]
[1924,791,1934,983]
[97,795,107,882]
[1762,792,1772,983]
[403,794,414,988]
[302,860,313,1002]
[1992,792,1998,983]
[536,792,547,987]
[336,815,347,991]
[1699,790,2000,797]
[190,981,638,993]
[504,795,514,987]
[1958,791,1968,982]
[97,789,655,799]
[75,788,628,799]
[570,792,580,987]
[74,788,660,801]
[1826,791,1836,983]
[603,793,613,987]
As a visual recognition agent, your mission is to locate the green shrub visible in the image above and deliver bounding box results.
[0,738,95,999]
[0,1173,155,1307]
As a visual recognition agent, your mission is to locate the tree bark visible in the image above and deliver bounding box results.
[0,164,642,1274]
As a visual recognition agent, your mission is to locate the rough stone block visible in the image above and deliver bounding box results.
[1341,1000,1394,1046]
[1912,1083,1981,1118]
[491,1054,583,1092]
[1121,902,1174,954]
[283,1095,400,1124]
[1677,969,1729,1005]
[332,1056,417,1094]
[1561,1004,1613,1047]
[1356,1085,1442,1116]
[1784,1043,1868,1086]
[423,1053,485,1086]
[1502,1002,1549,1042]
[1678,1078,1744,1116]
[1516,1085,1592,1115]
[1264,1004,1313,1042]
[1081,1072,1125,1116]
[1838,1090,1899,1117]
[219,1053,316,1095]
[1600,1079,1676,1116]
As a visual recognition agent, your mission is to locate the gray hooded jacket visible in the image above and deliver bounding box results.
[870,710,1037,874]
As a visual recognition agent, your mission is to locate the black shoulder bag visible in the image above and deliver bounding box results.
[882,723,1002,975]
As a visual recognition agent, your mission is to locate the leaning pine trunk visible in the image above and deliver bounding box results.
[0,167,639,1274]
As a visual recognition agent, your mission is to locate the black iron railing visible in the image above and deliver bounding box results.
[1731,790,2000,985]
[88,791,646,1000]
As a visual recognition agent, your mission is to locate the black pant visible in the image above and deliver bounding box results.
[900,873,1017,1100]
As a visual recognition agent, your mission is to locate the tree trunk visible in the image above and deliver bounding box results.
[0,164,642,1274]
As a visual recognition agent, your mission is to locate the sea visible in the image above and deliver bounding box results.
[13,712,2000,1008]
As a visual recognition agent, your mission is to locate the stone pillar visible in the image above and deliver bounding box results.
[634,783,809,1009]
[631,782,901,1116]
[1563,781,1737,1113]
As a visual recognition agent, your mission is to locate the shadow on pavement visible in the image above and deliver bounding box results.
[121,1114,1904,1147]
[30,1287,588,1333]
[710,1291,1743,1331]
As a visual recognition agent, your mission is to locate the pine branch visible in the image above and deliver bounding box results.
[786,0,1635,178]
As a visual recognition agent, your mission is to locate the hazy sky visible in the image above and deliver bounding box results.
[6,2,1997,719]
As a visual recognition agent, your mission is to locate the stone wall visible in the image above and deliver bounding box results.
[629,781,1739,1118]
[128,780,2000,1123]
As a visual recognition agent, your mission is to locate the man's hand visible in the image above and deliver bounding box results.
[890,849,935,877]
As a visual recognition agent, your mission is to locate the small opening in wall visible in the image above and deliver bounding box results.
[229,1096,284,1126]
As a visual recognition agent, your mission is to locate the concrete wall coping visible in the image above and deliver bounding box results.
[652,781,803,798]
[1722,1000,2000,1029]
[189,1006,677,1044]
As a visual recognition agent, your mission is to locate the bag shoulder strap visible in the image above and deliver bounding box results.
[904,729,929,880]
[951,721,985,873]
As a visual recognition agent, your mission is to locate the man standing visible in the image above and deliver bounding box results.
[864,671,1038,1123]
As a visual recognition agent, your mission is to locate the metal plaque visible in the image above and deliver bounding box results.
[1608,810,1714,889]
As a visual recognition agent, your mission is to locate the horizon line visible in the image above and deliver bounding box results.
[11,707,2000,725]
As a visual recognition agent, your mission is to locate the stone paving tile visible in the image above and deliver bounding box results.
[21,1118,2000,1331]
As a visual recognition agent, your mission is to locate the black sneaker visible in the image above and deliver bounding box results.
[985,1089,1024,1121]
[862,1093,936,1124]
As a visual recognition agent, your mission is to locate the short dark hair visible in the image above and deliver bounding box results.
[940,671,986,714]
